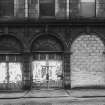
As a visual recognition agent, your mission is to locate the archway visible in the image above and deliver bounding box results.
[71,35,105,88]
[31,35,64,89]
[0,35,23,52]
[0,35,23,90]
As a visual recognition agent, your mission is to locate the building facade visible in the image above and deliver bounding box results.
[0,0,105,104]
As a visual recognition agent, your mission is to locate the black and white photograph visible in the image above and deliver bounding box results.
[0,0,105,105]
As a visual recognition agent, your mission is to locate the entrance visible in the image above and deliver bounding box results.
[32,53,63,89]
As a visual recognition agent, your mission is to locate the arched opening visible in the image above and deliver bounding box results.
[71,35,105,88]
[31,35,64,89]
[0,36,23,91]
[0,35,23,52]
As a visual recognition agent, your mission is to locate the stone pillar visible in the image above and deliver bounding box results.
[23,53,31,90]
[63,52,71,89]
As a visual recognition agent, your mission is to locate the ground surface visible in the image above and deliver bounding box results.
[0,89,105,104]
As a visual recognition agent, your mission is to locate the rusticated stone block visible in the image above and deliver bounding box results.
[71,35,105,88]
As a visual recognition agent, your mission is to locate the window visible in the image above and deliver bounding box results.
[96,0,105,17]
[32,53,63,89]
[0,0,26,17]
[39,0,67,18]
[0,0,14,16]
[39,0,55,17]
[1,0,105,18]
[70,0,80,17]
[0,0,67,18]
[70,0,96,17]
[79,0,95,17]
[0,55,23,90]
[28,0,39,18]
[14,0,25,17]
[55,0,67,18]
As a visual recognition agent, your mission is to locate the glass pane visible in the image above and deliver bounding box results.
[9,63,22,83]
[70,0,80,17]
[14,0,25,17]
[48,60,62,88]
[32,60,62,88]
[49,54,55,60]
[0,0,14,17]
[8,55,22,62]
[33,54,39,60]
[28,0,39,18]
[48,60,62,80]
[0,63,7,83]
[9,63,22,89]
[80,0,95,17]
[55,54,62,60]
[0,55,6,62]
[40,54,46,60]
[32,61,46,82]
[96,0,105,17]
[40,0,55,17]
[55,0,67,18]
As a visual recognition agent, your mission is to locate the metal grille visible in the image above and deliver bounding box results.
[32,54,63,89]
[0,55,23,90]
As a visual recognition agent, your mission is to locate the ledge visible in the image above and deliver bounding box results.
[0,17,105,26]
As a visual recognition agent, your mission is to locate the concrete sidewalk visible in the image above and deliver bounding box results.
[67,89,105,97]
[24,89,69,97]
[0,89,69,99]
[0,90,105,104]
[0,89,105,99]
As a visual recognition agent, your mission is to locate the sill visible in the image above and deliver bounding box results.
[0,17,105,26]
[0,16,105,21]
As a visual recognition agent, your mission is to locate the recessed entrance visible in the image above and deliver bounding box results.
[31,35,64,89]
[0,36,23,90]
[32,53,63,89]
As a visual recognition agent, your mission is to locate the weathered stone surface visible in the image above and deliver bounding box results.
[71,35,105,88]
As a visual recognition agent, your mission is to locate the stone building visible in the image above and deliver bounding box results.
[0,0,105,104]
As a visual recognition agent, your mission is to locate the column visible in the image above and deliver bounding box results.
[63,52,71,89]
[23,53,31,90]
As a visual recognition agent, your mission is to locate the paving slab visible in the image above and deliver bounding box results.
[67,89,105,97]
[24,89,69,98]
[0,91,27,98]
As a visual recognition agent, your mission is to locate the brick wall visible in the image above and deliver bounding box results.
[71,35,105,88]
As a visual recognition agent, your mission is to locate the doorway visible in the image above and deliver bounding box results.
[32,53,63,89]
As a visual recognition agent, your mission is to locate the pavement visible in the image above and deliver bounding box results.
[0,89,105,104]
[68,89,105,97]
[0,89,105,98]
[0,89,69,98]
